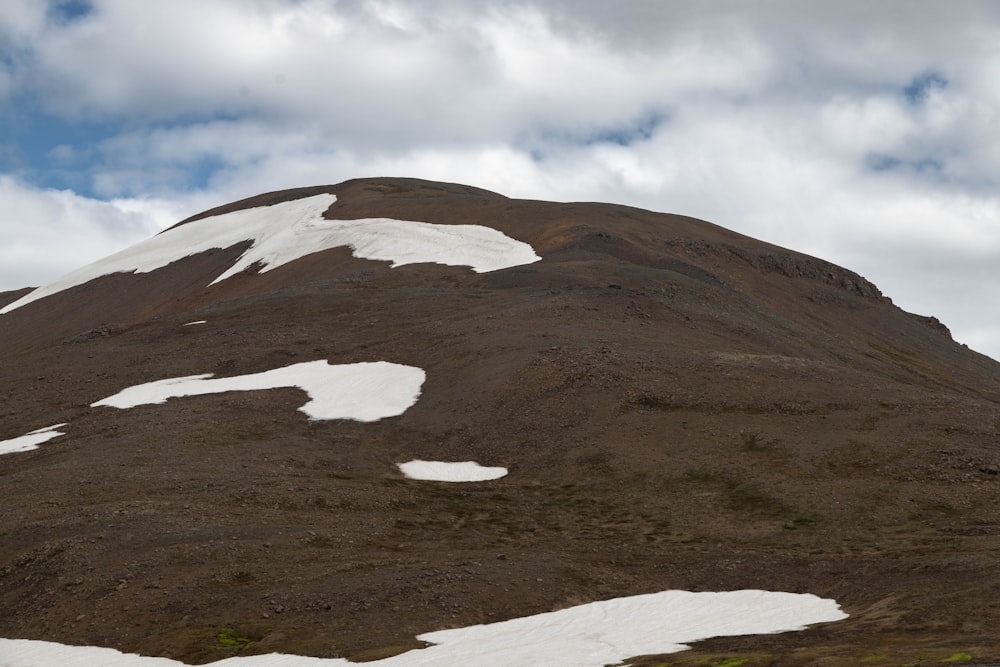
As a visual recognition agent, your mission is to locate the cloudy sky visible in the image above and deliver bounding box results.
[3,1,1000,359]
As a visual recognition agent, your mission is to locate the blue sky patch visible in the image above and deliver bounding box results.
[48,0,94,24]
[903,71,947,105]
[585,111,667,147]
[866,154,902,171]
[866,153,945,176]
[188,154,228,191]
[0,105,117,196]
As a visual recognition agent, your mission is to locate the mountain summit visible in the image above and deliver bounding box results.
[3,178,1000,665]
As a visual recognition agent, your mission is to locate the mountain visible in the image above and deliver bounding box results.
[3,177,1000,665]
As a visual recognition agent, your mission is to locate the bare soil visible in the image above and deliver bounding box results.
[3,178,1000,665]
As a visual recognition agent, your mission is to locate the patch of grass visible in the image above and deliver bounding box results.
[941,652,973,663]
[902,651,933,666]
[861,653,888,663]
[215,627,254,653]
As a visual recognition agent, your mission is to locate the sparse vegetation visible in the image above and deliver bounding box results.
[720,478,785,515]
[348,641,428,662]
[739,430,763,451]
[214,627,254,653]
[619,646,989,667]
[783,509,821,530]
[683,467,821,528]
[632,393,684,410]
[617,653,771,667]
[903,651,933,666]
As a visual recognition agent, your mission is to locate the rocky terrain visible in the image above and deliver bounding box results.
[3,177,1000,665]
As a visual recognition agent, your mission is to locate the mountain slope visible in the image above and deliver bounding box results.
[3,177,1000,665]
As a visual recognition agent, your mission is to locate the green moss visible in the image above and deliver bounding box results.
[215,627,253,653]
[941,653,973,663]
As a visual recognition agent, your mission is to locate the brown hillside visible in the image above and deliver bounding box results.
[2,177,1000,665]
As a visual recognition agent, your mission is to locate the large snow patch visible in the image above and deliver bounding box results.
[91,360,424,422]
[0,589,846,666]
[1,194,541,313]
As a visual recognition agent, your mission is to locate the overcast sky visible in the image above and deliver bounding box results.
[3,1,1000,359]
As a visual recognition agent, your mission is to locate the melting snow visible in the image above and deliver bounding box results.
[0,424,67,456]
[91,360,424,422]
[398,460,508,482]
[0,589,846,667]
[0,194,542,314]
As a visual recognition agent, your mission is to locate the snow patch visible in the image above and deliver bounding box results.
[399,460,508,482]
[91,360,424,422]
[183,320,206,326]
[1,194,542,313]
[0,589,846,666]
[0,424,67,456]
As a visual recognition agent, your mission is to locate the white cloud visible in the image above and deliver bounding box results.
[0,0,45,41]
[0,176,184,290]
[11,0,775,147]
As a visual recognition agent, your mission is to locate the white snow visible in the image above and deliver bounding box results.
[0,424,67,456]
[398,460,508,482]
[90,360,424,422]
[0,642,185,667]
[0,194,542,314]
[407,589,846,666]
[183,320,207,326]
[0,589,846,667]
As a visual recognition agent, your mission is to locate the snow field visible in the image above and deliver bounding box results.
[0,424,67,456]
[0,194,542,314]
[398,460,508,481]
[0,589,846,667]
[91,360,425,422]
[1,361,422,457]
